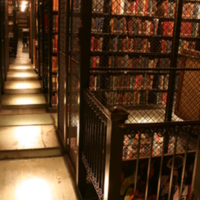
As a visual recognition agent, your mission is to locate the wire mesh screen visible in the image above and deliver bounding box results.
[43,0,49,90]
[89,0,200,124]
[68,0,81,167]
[58,0,66,142]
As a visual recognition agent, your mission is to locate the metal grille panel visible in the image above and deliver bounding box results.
[68,0,82,167]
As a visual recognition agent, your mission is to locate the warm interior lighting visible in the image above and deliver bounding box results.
[16,72,31,77]
[15,178,52,200]
[21,1,28,12]
[13,126,41,148]
[16,97,34,105]
[18,66,32,70]
[15,83,31,89]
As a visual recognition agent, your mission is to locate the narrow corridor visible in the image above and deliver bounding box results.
[0,39,79,200]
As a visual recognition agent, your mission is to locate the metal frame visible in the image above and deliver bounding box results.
[75,1,200,199]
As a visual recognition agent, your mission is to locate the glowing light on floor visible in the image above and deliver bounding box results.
[13,126,41,148]
[15,178,52,200]
[15,72,31,77]
[15,83,31,89]
[16,97,34,104]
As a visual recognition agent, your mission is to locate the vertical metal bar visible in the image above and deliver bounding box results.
[83,100,87,156]
[89,104,94,166]
[93,111,97,176]
[190,133,200,200]
[87,102,92,161]
[92,109,96,174]
[145,131,154,200]
[37,0,41,78]
[168,134,178,200]
[165,0,183,122]
[88,103,93,165]
[48,0,53,108]
[156,132,165,200]
[179,128,190,200]
[85,100,88,159]
[101,123,107,194]
[133,132,141,200]
[85,101,90,158]
[96,115,100,181]
[98,119,102,187]
[42,0,45,90]
[63,0,70,149]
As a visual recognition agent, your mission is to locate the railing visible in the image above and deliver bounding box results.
[120,122,200,200]
[82,89,111,199]
[80,89,200,200]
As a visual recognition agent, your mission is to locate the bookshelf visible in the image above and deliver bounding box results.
[87,0,200,122]
[48,0,59,110]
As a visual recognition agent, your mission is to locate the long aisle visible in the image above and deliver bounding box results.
[0,39,62,157]
[3,40,46,109]
[0,39,79,199]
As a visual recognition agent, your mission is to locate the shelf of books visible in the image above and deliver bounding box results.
[88,0,200,123]
[48,0,58,110]
[8,1,17,58]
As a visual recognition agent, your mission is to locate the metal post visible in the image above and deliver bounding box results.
[165,0,184,122]
[104,107,129,200]
[77,0,92,195]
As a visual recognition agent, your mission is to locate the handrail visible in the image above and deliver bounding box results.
[84,88,111,120]
[120,120,200,133]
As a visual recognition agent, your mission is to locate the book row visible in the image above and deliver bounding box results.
[123,133,164,159]
[103,90,167,107]
[108,37,151,53]
[90,56,171,69]
[111,0,200,19]
[182,3,200,19]
[110,18,159,35]
[91,36,174,53]
[111,0,157,16]
[179,40,196,53]
[92,16,199,39]
[122,134,180,160]
[110,0,177,18]
[52,35,58,52]
[90,74,169,91]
